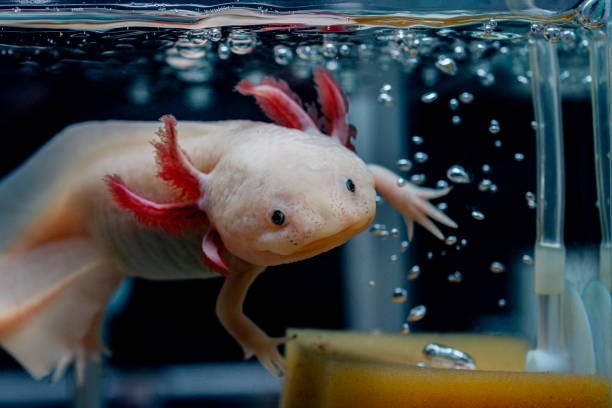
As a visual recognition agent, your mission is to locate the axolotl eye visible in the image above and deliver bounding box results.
[270,209,286,226]
[345,178,356,193]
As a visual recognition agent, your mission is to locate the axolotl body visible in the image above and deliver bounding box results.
[0,67,456,379]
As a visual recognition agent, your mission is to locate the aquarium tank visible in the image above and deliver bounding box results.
[0,0,610,407]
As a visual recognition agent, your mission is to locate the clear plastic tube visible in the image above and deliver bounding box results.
[589,28,612,292]
[528,37,566,357]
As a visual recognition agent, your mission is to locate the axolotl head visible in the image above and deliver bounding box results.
[206,124,376,266]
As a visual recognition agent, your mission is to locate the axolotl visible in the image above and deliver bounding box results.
[0,67,456,380]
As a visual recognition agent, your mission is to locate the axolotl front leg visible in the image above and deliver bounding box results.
[106,116,287,376]
[236,67,458,240]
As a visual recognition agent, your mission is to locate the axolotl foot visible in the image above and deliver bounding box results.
[242,335,290,377]
[368,164,458,241]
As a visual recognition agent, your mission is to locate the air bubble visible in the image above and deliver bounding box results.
[445,235,457,246]
[527,200,537,209]
[368,280,376,288]
[414,152,429,163]
[437,202,448,211]
[400,323,411,335]
[498,298,507,307]
[296,45,312,60]
[376,195,384,205]
[207,27,222,42]
[369,224,387,236]
[478,179,492,191]
[396,158,413,171]
[482,164,491,173]
[437,179,449,189]
[323,41,338,58]
[407,265,420,280]
[380,83,392,93]
[531,120,538,130]
[390,228,400,238]
[490,261,505,273]
[339,43,352,56]
[377,92,393,106]
[461,238,467,247]
[448,271,463,283]
[401,240,409,253]
[459,92,474,104]
[407,305,426,322]
[389,254,399,264]
[530,23,544,34]
[561,30,576,43]
[490,184,498,193]
[410,174,426,185]
[397,177,407,187]
[427,251,434,260]
[423,343,476,370]
[392,288,408,303]
[544,26,561,42]
[449,98,459,110]
[447,165,471,183]
[488,119,500,134]
[435,55,457,75]
[451,115,462,125]
[421,91,438,103]
[273,45,293,65]
[471,210,485,220]
[228,29,256,55]
[513,153,525,162]
[412,135,424,145]
[522,254,533,264]
[494,140,502,148]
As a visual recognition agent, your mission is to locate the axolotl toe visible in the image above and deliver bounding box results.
[0,67,455,380]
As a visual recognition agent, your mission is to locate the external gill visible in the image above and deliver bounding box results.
[105,115,230,275]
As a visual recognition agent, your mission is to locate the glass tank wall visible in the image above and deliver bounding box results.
[0,0,610,406]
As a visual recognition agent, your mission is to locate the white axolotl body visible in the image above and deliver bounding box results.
[0,67,456,380]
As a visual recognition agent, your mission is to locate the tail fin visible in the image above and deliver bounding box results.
[0,237,122,380]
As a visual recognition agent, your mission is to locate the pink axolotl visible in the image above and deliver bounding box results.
[0,67,456,380]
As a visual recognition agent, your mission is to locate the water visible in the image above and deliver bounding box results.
[0,2,610,396]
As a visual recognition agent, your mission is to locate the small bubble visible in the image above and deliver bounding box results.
[410,174,426,185]
[478,179,492,191]
[397,177,407,187]
[407,265,420,280]
[437,179,449,189]
[228,29,256,55]
[530,23,544,34]
[369,223,387,236]
[479,72,496,86]
[525,191,536,201]
[490,184,498,193]
[527,200,537,210]
[368,280,376,288]
[494,140,502,148]
[482,164,491,173]
[407,304,426,322]
[488,119,500,134]
[401,240,409,252]
[389,254,399,264]
[412,135,424,145]
[445,235,458,246]
[435,54,458,75]
[437,202,448,211]
[517,75,529,84]
[514,152,525,162]
[498,298,507,308]
[377,92,394,106]
[421,91,438,103]
[414,152,429,163]
[561,29,576,43]
[380,83,392,93]
[207,28,222,42]
[401,323,411,335]
[461,238,468,247]
[296,44,312,60]
[459,92,474,104]
[427,251,434,260]
[376,195,384,205]
[379,230,390,240]
[522,254,533,264]
[531,120,538,130]
[448,271,463,283]
[453,43,467,60]
[544,26,561,42]
[449,98,459,111]
[416,361,428,367]
[447,165,471,183]
[396,158,413,171]
[392,288,408,303]
[323,41,338,58]
[451,115,462,125]
[390,228,400,238]
[490,261,505,273]
[471,210,485,220]
[339,43,352,56]
[273,45,293,65]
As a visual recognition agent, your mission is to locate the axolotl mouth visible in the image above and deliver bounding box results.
[269,211,375,263]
